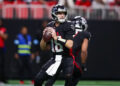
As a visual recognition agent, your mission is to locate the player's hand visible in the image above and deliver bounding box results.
[43,27,57,40]
[43,28,48,36]
[31,53,35,60]
[14,53,19,59]
[50,28,57,40]
[81,63,87,72]
[43,27,52,35]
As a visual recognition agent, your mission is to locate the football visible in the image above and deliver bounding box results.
[43,27,53,42]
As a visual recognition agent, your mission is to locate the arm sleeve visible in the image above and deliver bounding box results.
[83,31,91,40]
[64,23,74,40]
[73,31,91,49]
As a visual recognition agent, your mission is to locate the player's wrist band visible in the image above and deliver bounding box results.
[57,38,67,45]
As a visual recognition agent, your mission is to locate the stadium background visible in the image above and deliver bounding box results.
[3,20,120,80]
[0,0,120,85]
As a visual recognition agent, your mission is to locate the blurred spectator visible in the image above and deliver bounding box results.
[0,0,3,3]
[3,0,15,2]
[57,0,75,16]
[92,0,105,8]
[58,0,75,8]
[115,0,120,6]
[103,0,114,5]
[75,0,91,7]
[39,0,48,4]
[39,0,58,6]
[0,19,8,84]
[5,0,38,3]
[23,0,39,3]
[109,0,120,6]
[23,0,32,3]
[14,26,34,84]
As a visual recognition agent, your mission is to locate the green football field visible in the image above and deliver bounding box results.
[2,80,120,86]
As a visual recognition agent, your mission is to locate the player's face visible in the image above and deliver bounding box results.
[56,12,65,20]
[21,27,28,35]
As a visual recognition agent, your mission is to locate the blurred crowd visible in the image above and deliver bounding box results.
[0,0,120,7]
[0,0,119,20]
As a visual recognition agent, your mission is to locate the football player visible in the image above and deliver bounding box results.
[44,16,91,86]
[71,16,91,86]
[34,4,74,86]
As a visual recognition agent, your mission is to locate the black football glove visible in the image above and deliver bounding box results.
[81,63,87,72]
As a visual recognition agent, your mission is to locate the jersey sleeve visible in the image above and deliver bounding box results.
[73,31,91,49]
[64,22,74,40]
[46,21,55,27]
[82,31,91,40]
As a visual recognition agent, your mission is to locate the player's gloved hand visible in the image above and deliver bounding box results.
[43,27,52,35]
[51,29,57,40]
[81,63,87,72]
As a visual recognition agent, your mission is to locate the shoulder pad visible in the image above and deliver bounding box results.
[67,20,72,23]
[47,21,55,27]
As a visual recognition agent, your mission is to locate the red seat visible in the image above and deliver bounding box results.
[46,1,57,6]
[15,2,28,19]
[31,2,44,19]
[2,2,14,19]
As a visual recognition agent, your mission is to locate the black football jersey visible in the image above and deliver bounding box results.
[72,31,91,57]
[46,21,74,57]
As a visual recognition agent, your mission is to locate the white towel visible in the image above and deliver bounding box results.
[46,55,62,76]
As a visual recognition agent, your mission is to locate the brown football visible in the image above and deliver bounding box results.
[43,28,52,42]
